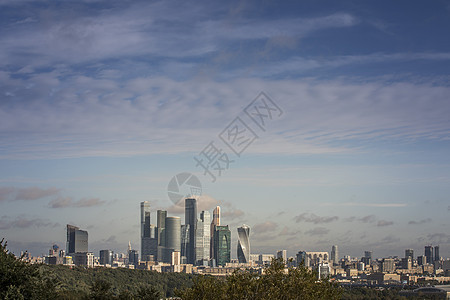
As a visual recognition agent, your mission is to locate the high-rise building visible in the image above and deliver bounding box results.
[237,225,251,263]
[128,249,139,267]
[185,198,197,264]
[141,201,151,238]
[276,250,287,263]
[214,225,231,267]
[196,211,211,265]
[361,250,372,265]
[66,224,88,254]
[99,250,114,265]
[140,202,158,261]
[405,249,414,260]
[210,206,220,261]
[156,210,167,246]
[331,245,339,265]
[162,216,181,262]
[434,245,440,262]
[165,216,181,252]
[425,245,433,264]
[181,224,189,263]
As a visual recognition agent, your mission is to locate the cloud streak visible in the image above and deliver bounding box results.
[0,215,59,230]
[294,213,338,224]
[0,186,60,202]
[48,196,105,208]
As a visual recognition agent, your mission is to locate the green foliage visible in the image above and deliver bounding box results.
[43,264,192,298]
[0,238,59,299]
[176,257,342,300]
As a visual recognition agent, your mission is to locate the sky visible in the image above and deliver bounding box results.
[1,0,450,260]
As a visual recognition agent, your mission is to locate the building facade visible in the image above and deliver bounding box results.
[185,198,197,264]
[214,225,231,267]
[99,250,113,265]
[140,201,158,261]
[331,245,339,265]
[66,224,88,254]
[237,225,250,263]
[196,211,211,265]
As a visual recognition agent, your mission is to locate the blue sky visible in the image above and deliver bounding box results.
[1,0,450,259]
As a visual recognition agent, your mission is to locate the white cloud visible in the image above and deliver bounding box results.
[1,76,450,160]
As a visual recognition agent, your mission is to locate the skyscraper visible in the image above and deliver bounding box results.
[181,224,189,263]
[156,210,167,246]
[141,201,151,238]
[185,198,197,264]
[425,245,433,264]
[434,245,440,262]
[210,206,220,261]
[140,201,157,261]
[331,245,339,265]
[165,216,181,252]
[196,211,211,265]
[214,225,231,267]
[361,251,372,265]
[237,225,250,263]
[163,216,181,262]
[66,224,88,254]
[405,249,414,260]
[99,250,114,265]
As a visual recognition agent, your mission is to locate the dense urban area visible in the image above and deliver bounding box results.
[3,198,449,299]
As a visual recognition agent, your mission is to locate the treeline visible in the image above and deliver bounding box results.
[42,264,195,299]
[4,238,422,300]
[1,239,193,299]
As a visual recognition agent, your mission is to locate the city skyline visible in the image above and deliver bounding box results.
[1,0,450,259]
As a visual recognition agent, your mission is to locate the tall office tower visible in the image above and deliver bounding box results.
[162,216,181,263]
[425,245,433,264]
[214,225,231,267]
[276,250,287,263]
[196,211,211,265]
[185,198,197,264]
[237,225,251,263]
[156,210,167,246]
[128,249,139,266]
[181,224,189,262]
[361,251,372,265]
[140,202,157,261]
[99,250,114,265]
[405,249,414,260]
[141,201,151,238]
[434,245,440,262]
[331,245,339,265]
[66,224,88,254]
[210,206,220,261]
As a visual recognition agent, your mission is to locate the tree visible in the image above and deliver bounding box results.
[136,285,162,300]
[0,238,59,299]
[176,257,342,300]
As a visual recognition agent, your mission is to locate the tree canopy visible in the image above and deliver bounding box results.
[176,258,342,300]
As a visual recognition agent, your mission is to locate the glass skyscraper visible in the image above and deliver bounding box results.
[196,210,210,265]
[185,198,197,264]
[210,206,220,261]
[140,201,157,261]
[163,216,181,263]
[214,225,231,267]
[237,225,250,263]
[66,224,88,254]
